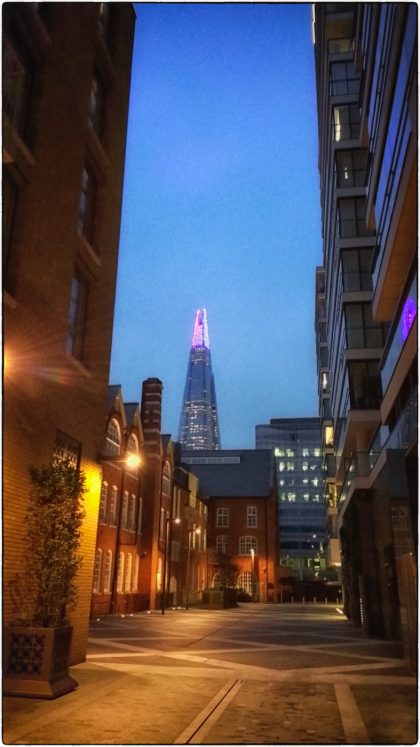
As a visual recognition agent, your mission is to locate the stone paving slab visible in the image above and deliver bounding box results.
[3,606,417,745]
[352,685,418,745]
[204,681,346,744]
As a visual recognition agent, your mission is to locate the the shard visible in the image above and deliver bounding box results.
[178,308,221,450]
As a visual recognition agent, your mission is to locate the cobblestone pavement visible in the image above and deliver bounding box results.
[3,604,417,745]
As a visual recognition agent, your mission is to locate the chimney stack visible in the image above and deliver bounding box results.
[141,378,163,447]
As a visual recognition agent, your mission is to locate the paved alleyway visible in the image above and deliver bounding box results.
[3,604,417,745]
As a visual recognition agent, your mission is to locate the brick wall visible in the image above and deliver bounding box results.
[3,3,135,664]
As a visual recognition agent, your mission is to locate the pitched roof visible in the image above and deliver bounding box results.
[181,449,274,498]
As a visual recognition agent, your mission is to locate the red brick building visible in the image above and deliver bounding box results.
[182,450,279,602]
[170,447,208,608]
[3,3,135,663]
[91,386,144,616]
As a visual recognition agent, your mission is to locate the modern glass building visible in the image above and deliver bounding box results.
[314,3,416,661]
[256,418,329,581]
[178,308,221,450]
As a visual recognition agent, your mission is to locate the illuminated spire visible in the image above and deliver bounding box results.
[179,307,220,449]
[191,307,210,349]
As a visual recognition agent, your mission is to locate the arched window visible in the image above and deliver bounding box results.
[109,486,118,525]
[162,460,171,497]
[133,555,139,592]
[156,557,162,591]
[137,497,143,535]
[237,572,253,596]
[239,536,257,555]
[127,432,139,456]
[116,552,124,592]
[212,572,224,589]
[103,550,112,593]
[99,481,108,524]
[105,418,121,456]
[121,491,128,529]
[128,494,136,531]
[125,553,133,592]
[92,549,102,593]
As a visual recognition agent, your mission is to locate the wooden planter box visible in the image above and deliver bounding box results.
[3,625,78,699]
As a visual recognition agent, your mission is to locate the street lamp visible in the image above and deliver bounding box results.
[185,524,201,610]
[250,548,255,602]
[161,515,181,615]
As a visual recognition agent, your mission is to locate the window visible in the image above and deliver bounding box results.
[333,104,361,142]
[116,552,124,593]
[125,553,133,592]
[99,481,108,524]
[105,418,121,457]
[156,557,162,591]
[121,491,129,530]
[329,61,360,96]
[159,507,166,540]
[3,33,33,137]
[103,550,112,593]
[344,304,386,349]
[239,536,257,555]
[109,486,118,525]
[53,431,80,468]
[78,165,97,244]
[128,494,136,531]
[335,149,368,188]
[341,248,373,291]
[127,433,139,457]
[338,198,370,238]
[216,535,228,554]
[3,170,18,278]
[162,461,171,497]
[66,272,88,360]
[247,506,257,528]
[88,73,105,138]
[133,556,139,592]
[216,507,229,528]
[92,549,102,593]
[137,497,143,535]
[348,361,382,409]
[98,3,111,48]
[237,572,253,596]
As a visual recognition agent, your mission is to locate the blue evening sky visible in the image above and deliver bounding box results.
[110,2,322,449]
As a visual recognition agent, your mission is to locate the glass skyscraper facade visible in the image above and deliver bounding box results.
[178,308,221,450]
[256,417,329,580]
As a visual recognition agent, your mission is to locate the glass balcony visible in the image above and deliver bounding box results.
[369,387,417,470]
[381,273,417,395]
[338,451,371,505]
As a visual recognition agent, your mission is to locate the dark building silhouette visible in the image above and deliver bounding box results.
[178,308,221,450]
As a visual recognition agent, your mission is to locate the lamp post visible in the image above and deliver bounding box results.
[161,514,181,615]
[185,524,201,610]
[250,548,255,602]
[110,453,141,614]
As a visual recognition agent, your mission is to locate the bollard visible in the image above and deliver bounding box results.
[336,597,339,604]
[291,596,294,604]
[313,597,316,604]
[302,596,305,604]
[325,597,327,605]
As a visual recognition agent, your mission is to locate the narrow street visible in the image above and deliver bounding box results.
[4,604,416,745]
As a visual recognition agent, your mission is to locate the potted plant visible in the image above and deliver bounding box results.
[3,458,86,699]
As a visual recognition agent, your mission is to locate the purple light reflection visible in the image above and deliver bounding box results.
[401,297,416,341]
